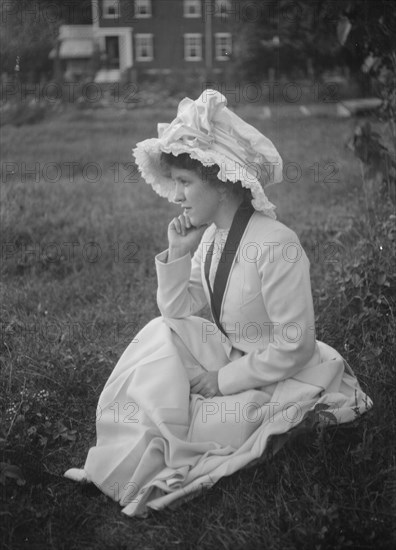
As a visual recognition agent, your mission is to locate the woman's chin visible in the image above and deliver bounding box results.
[187,211,213,228]
[188,214,198,226]
[191,218,208,228]
[190,214,212,228]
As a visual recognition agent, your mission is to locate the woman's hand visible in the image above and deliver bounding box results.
[190,372,222,398]
[167,213,208,259]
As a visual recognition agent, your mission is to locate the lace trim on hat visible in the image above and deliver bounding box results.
[133,140,277,219]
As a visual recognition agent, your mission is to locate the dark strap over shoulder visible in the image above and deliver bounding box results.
[204,199,255,337]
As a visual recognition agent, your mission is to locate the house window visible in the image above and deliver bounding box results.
[215,33,232,60]
[184,34,202,61]
[183,0,201,18]
[102,0,120,18]
[135,0,151,18]
[215,0,230,17]
[136,34,154,61]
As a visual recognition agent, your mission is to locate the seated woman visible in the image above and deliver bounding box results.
[65,90,372,517]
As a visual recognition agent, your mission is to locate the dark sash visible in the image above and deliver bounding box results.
[204,199,255,337]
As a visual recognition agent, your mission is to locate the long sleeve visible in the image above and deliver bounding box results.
[155,234,209,318]
[218,227,318,395]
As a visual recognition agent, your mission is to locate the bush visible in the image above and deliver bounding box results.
[330,205,395,367]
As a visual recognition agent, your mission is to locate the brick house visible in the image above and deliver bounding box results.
[52,0,237,82]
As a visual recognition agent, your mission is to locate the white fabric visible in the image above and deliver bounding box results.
[208,227,229,287]
[74,212,372,517]
[132,90,283,218]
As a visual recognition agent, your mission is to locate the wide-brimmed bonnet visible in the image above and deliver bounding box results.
[132,89,283,218]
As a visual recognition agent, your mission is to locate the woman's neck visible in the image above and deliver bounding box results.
[213,196,244,229]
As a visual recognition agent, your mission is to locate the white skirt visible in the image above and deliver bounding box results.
[75,315,372,517]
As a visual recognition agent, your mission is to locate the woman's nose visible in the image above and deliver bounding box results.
[173,181,185,203]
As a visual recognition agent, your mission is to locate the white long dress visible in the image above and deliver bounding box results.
[77,222,372,517]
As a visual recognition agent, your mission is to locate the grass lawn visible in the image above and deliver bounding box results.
[1,105,395,549]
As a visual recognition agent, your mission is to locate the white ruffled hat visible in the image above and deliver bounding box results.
[132,89,283,218]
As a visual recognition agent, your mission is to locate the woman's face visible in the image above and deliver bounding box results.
[171,167,222,227]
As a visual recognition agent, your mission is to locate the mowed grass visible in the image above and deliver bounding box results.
[1,106,395,549]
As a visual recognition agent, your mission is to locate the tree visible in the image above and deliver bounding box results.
[0,0,92,81]
[232,0,344,81]
[232,0,395,81]
[336,0,396,200]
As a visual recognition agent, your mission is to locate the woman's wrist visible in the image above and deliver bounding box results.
[168,247,190,262]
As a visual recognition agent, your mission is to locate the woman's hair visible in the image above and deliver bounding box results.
[160,152,253,203]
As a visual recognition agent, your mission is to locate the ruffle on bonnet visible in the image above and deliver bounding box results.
[132,89,283,218]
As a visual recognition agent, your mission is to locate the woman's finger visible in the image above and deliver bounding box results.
[190,380,202,392]
[178,217,186,235]
[184,213,192,228]
[171,217,181,234]
[180,217,187,236]
[175,217,187,236]
[181,214,193,233]
[190,374,203,386]
[190,380,200,391]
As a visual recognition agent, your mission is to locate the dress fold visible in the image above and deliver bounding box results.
[80,315,372,517]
